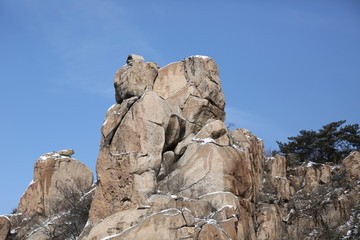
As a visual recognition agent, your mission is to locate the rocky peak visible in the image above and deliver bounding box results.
[81,55,265,239]
[3,55,359,240]
[18,150,93,218]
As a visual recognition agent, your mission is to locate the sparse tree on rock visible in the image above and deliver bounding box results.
[277,120,360,164]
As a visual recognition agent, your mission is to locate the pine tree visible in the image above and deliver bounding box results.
[277,120,360,164]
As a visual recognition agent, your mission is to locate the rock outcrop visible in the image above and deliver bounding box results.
[9,150,94,240]
[0,216,11,240]
[18,150,93,218]
[81,55,264,239]
[3,55,360,240]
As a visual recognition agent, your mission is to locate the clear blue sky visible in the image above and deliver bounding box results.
[1,0,359,214]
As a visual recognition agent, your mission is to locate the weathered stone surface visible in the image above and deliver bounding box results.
[198,223,228,240]
[10,55,360,240]
[114,58,158,104]
[193,120,229,146]
[126,54,144,65]
[267,155,287,184]
[0,216,10,240]
[90,91,177,222]
[266,155,291,200]
[84,55,269,239]
[229,128,264,201]
[342,151,360,180]
[58,149,75,157]
[107,209,187,240]
[158,142,254,199]
[182,208,195,226]
[101,97,139,145]
[153,61,188,100]
[18,151,93,217]
[256,204,282,240]
[183,56,225,109]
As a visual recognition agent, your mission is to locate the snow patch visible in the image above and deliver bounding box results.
[192,137,215,145]
[198,191,233,198]
[206,219,217,225]
[232,144,244,151]
[107,104,117,112]
[191,55,210,59]
[306,161,316,167]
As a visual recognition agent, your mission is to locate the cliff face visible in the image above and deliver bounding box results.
[81,55,360,240]
[78,55,264,239]
[2,55,359,240]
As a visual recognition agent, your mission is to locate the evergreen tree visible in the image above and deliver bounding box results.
[277,120,360,164]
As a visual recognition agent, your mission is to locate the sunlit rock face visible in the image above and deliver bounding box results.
[18,150,93,218]
[4,54,353,240]
[83,55,265,240]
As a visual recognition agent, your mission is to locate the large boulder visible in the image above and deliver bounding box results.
[18,150,93,217]
[0,216,11,240]
[85,55,266,239]
[114,54,159,104]
[342,151,360,181]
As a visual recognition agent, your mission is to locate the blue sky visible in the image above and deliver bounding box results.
[1,0,359,214]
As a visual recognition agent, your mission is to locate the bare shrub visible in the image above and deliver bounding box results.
[30,178,94,240]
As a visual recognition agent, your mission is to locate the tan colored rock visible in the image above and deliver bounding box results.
[303,165,319,191]
[80,208,152,240]
[158,142,254,199]
[85,55,265,239]
[237,199,256,240]
[267,155,287,184]
[218,218,237,240]
[342,151,360,180]
[193,120,230,146]
[182,208,195,226]
[18,151,93,217]
[114,56,158,103]
[107,209,187,240]
[182,95,225,133]
[319,164,331,184]
[183,56,225,109]
[0,216,10,240]
[229,128,264,200]
[90,91,177,222]
[58,149,74,157]
[266,155,291,200]
[174,133,195,156]
[126,54,144,65]
[256,204,282,240]
[198,192,241,213]
[198,223,228,240]
[101,97,138,145]
[153,61,188,99]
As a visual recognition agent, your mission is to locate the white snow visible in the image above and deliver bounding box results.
[0,215,10,221]
[191,55,210,59]
[192,137,215,145]
[161,208,182,216]
[216,205,235,212]
[102,119,108,126]
[232,144,244,151]
[79,187,96,202]
[338,194,347,201]
[28,179,36,187]
[39,152,60,162]
[306,161,316,167]
[107,104,117,112]
[206,219,217,225]
[198,191,233,198]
